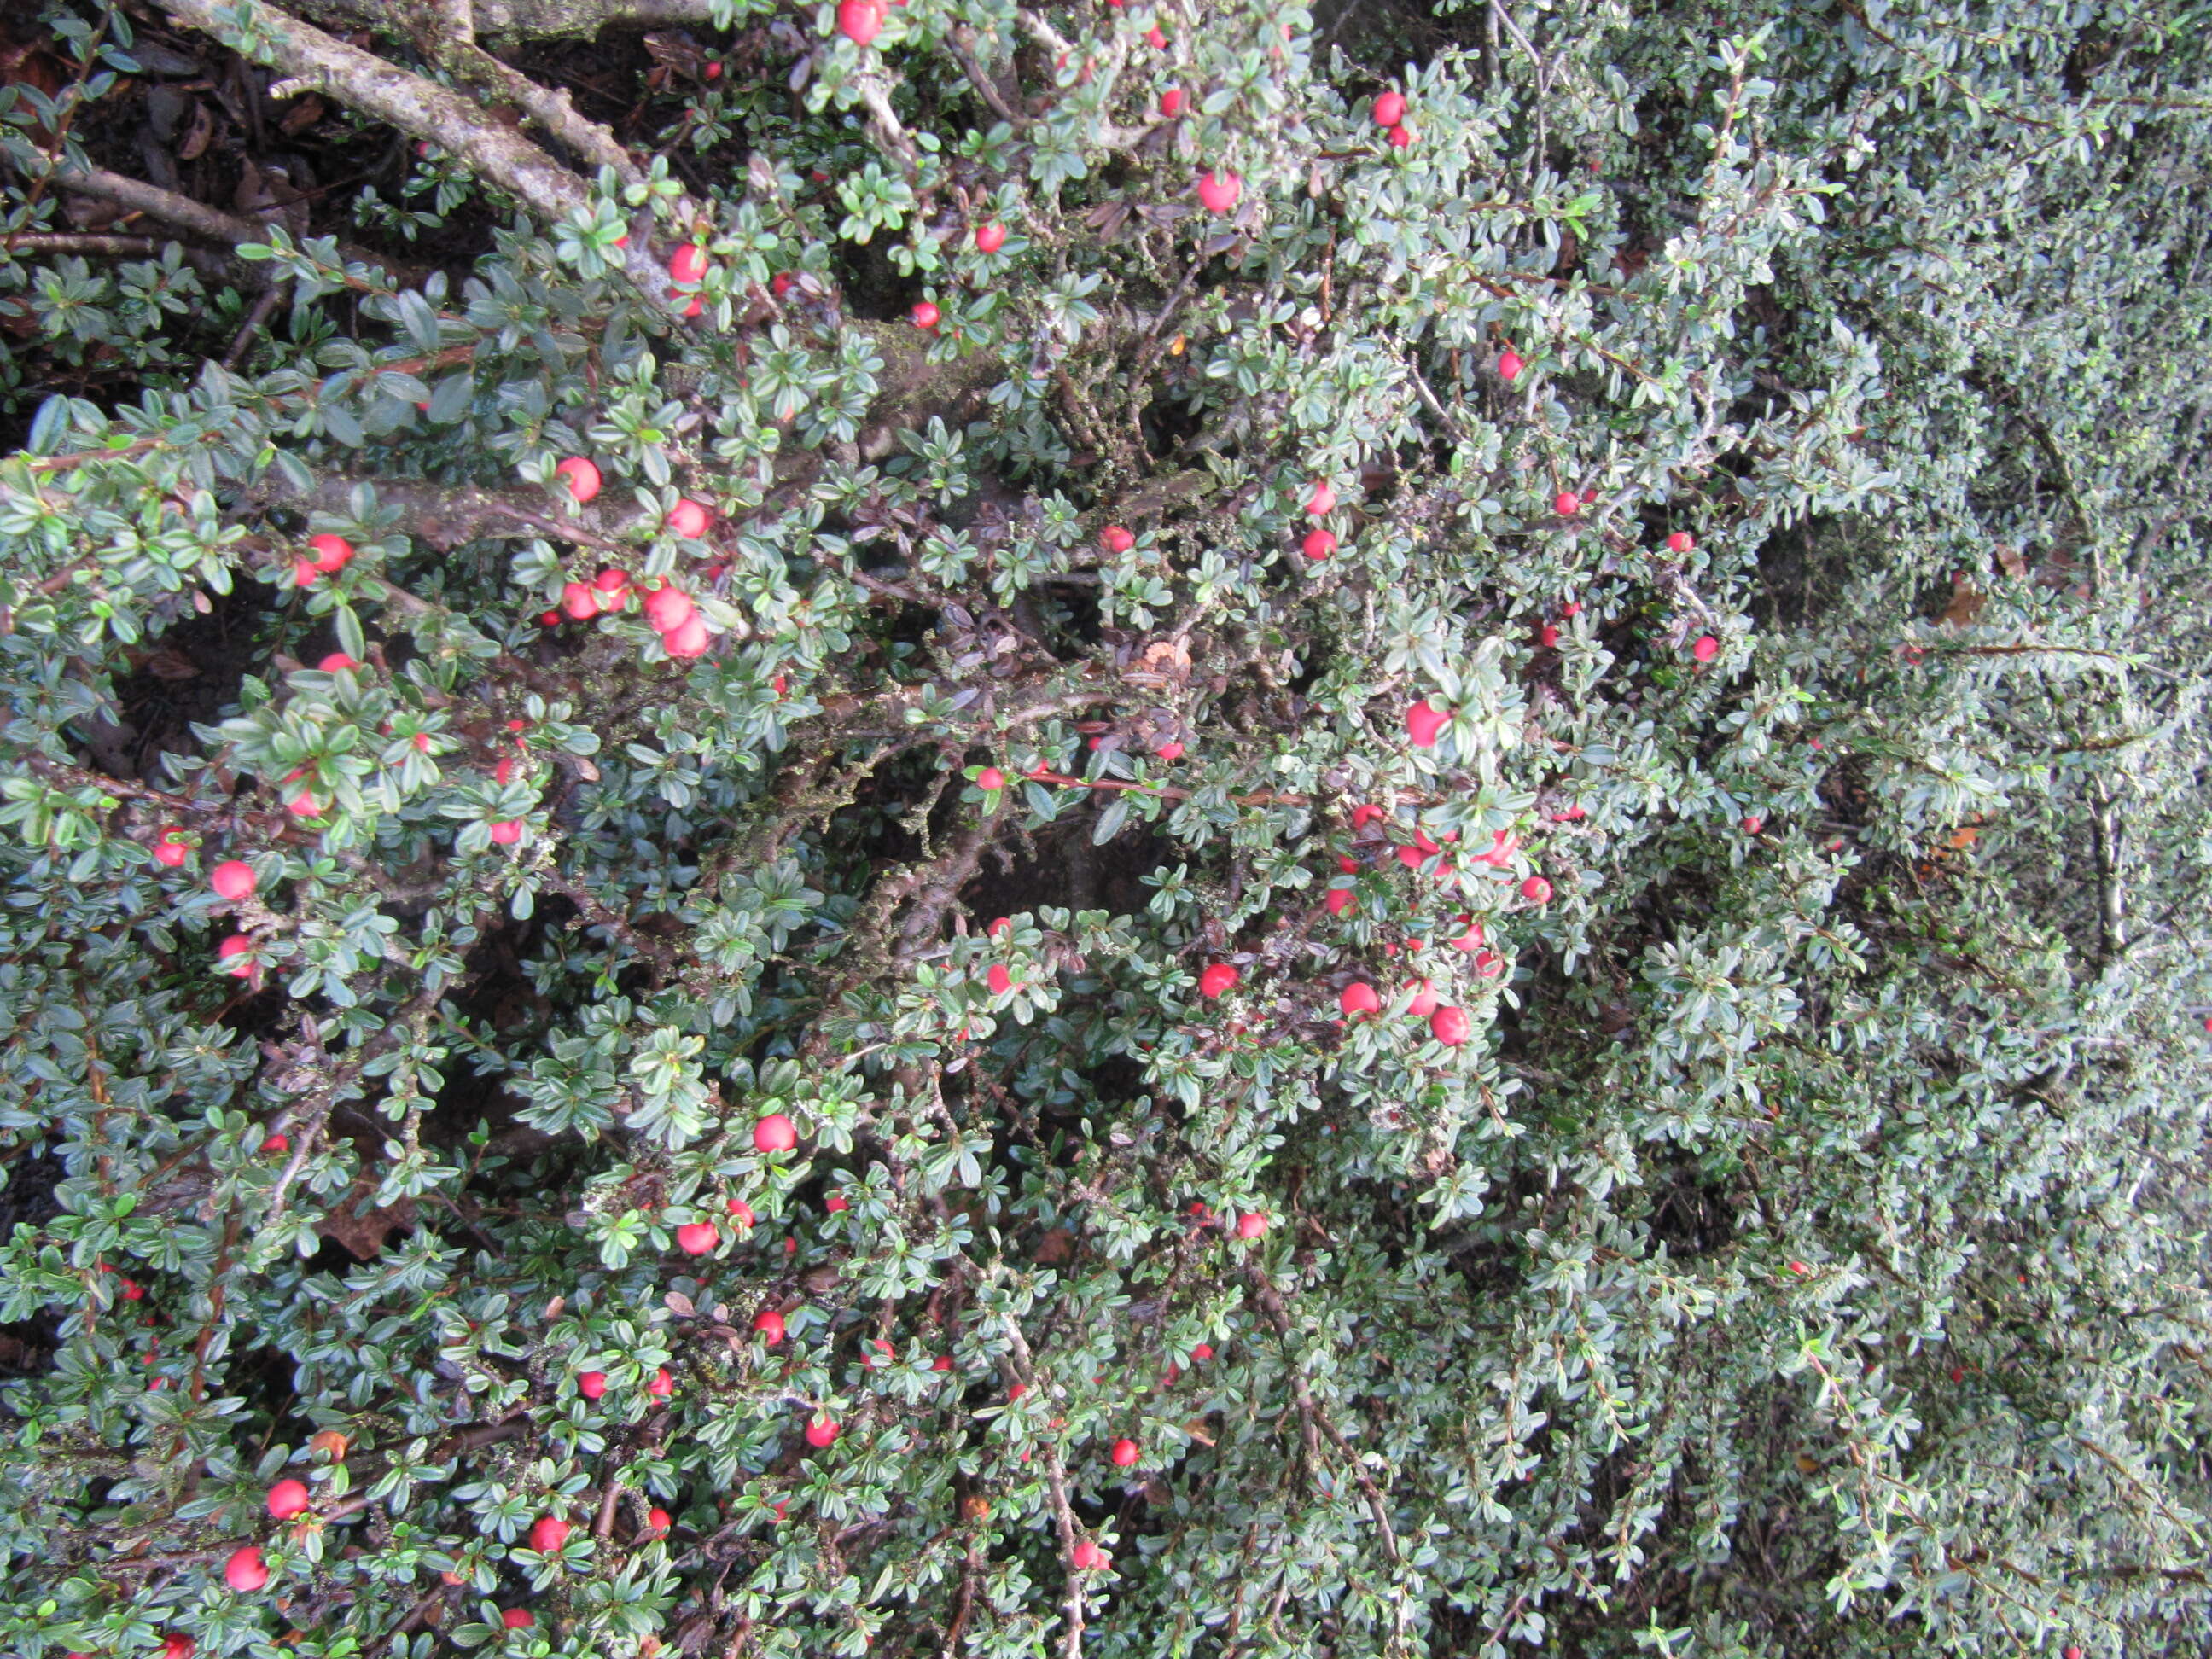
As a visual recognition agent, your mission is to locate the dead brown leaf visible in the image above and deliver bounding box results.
[316,1190,417,1260]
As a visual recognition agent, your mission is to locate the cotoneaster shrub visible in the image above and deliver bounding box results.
[0,0,2209,1656]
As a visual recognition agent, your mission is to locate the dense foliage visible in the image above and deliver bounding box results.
[1,0,2209,1654]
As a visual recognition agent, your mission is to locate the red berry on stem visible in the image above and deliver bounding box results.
[648,1367,673,1399]
[805,1416,841,1448]
[753,1307,785,1344]
[502,1609,534,1630]
[1155,740,1184,760]
[488,820,523,845]
[1405,979,1439,1017]
[1199,963,1238,998]
[1554,491,1580,516]
[1691,634,1720,663]
[260,1132,288,1153]
[1521,876,1552,905]
[1339,981,1381,1017]
[646,1507,671,1534]
[267,1478,311,1519]
[726,1196,756,1229]
[561,580,597,620]
[218,934,256,977]
[1388,125,1412,149]
[224,1545,268,1592]
[977,766,1006,791]
[1667,531,1694,554]
[1498,350,1522,381]
[1109,1438,1139,1467]
[663,615,711,658]
[318,653,358,672]
[308,533,353,573]
[754,1113,799,1152]
[837,0,882,44]
[1146,25,1167,48]
[578,1371,607,1398]
[911,300,940,330]
[667,499,712,538]
[975,222,1006,253]
[1406,700,1449,747]
[1100,524,1135,554]
[1195,170,1241,213]
[1372,91,1406,125]
[642,582,696,634]
[1301,527,1337,562]
[1160,88,1185,117]
[987,963,1014,995]
[1073,1540,1106,1570]
[529,1516,570,1554]
[675,1221,718,1255]
[153,831,189,868]
[555,457,601,503]
[1234,1212,1267,1239]
[1430,1005,1472,1045]
[668,245,708,285]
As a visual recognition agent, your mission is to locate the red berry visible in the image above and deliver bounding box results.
[837,0,882,44]
[754,1307,786,1344]
[578,1371,607,1398]
[1521,876,1552,905]
[1100,524,1135,554]
[1667,531,1694,553]
[675,1221,718,1255]
[1372,91,1406,126]
[308,533,353,573]
[284,786,323,818]
[1388,125,1412,149]
[1199,963,1238,998]
[977,766,1006,791]
[975,222,1006,253]
[804,1416,841,1448]
[266,1477,311,1519]
[1073,1540,1106,1570]
[160,1640,194,1659]
[642,582,696,634]
[771,271,795,296]
[1405,979,1438,1017]
[224,1545,268,1592]
[1145,25,1167,48]
[825,1193,850,1214]
[502,1609,534,1629]
[1498,350,1522,381]
[260,1132,288,1154]
[488,820,523,845]
[646,1506,671,1533]
[558,580,597,621]
[987,963,1014,995]
[1234,1212,1267,1239]
[152,831,189,868]
[663,615,711,658]
[1195,170,1241,213]
[911,300,940,330]
[1350,804,1385,830]
[1553,491,1580,516]
[1160,88,1185,117]
[648,1367,673,1399]
[1301,527,1337,561]
[1324,888,1354,917]
[1743,814,1764,835]
[1338,982,1381,1017]
[529,1516,571,1554]
[1109,1438,1139,1467]
[1430,1005,1471,1045]
[1691,634,1720,663]
[987,916,1013,939]
[754,1113,799,1152]
[218,934,256,977]
[1192,1343,1214,1360]
[317,653,358,672]
[1406,699,1449,747]
[554,457,601,504]
[1155,740,1185,760]
[667,498,713,538]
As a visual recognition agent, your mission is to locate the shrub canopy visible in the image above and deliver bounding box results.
[1,0,2209,1655]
